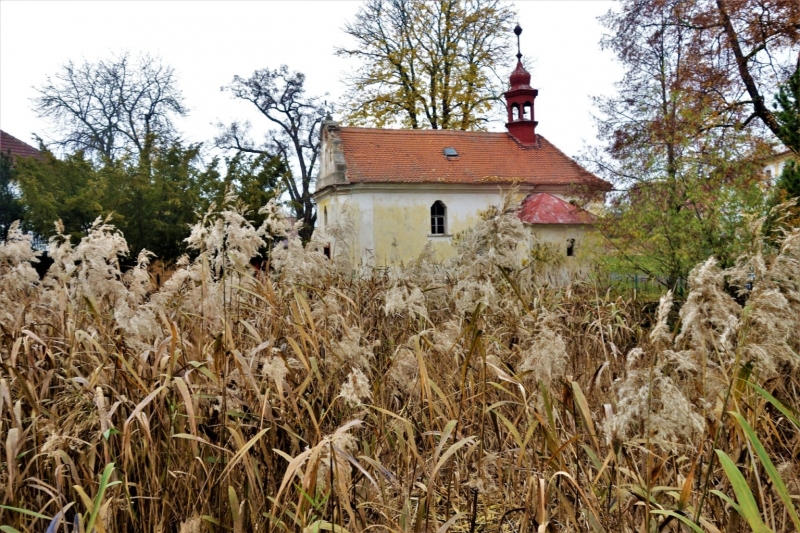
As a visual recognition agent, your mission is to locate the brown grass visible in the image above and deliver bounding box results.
[0,205,798,533]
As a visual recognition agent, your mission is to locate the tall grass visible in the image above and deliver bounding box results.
[0,199,798,532]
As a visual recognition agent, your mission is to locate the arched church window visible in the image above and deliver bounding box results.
[566,238,575,257]
[511,103,520,121]
[431,201,446,235]
[324,206,328,227]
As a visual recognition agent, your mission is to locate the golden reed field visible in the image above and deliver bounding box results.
[1,197,798,532]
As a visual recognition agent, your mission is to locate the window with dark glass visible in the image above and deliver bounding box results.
[431,201,446,235]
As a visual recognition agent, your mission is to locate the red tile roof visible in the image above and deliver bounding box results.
[0,130,42,160]
[335,127,609,190]
[518,193,596,224]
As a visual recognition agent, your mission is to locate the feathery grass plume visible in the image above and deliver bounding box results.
[674,258,742,360]
[649,290,674,348]
[340,367,372,407]
[453,189,527,276]
[384,283,428,320]
[734,229,800,376]
[262,354,289,385]
[257,197,290,238]
[178,515,203,533]
[185,202,266,276]
[386,346,420,398]
[0,221,39,328]
[270,232,330,286]
[330,324,373,371]
[41,216,130,312]
[517,318,568,391]
[604,348,705,450]
[310,422,361,496]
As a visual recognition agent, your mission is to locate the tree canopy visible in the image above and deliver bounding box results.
[34,52,187,161]
[337,0,517,130]
[588,0,779,286]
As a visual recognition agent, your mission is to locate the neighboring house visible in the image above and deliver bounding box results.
[314,48,610,267]
[0,130,42,161]
[763,149,797,183]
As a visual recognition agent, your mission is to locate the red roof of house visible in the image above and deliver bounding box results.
[335,127,609,190]
[0,130,42,160]
[518,193,596,224]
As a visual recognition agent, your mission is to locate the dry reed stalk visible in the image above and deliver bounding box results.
[0,201,798,532]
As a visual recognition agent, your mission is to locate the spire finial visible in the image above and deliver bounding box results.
[514,24,522,60]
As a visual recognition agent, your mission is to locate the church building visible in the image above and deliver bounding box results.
[314,26,610,267]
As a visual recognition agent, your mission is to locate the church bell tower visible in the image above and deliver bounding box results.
[505,24,538,145]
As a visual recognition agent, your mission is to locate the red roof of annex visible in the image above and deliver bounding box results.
[518,193,596,224]
[0,130,42,160]
[334,127,610,191]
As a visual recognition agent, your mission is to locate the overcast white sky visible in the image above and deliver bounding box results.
[0,0,622,159]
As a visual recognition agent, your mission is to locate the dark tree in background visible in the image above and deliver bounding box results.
[337,0,516,130]
[34,52,187,161]
[770,65,800,228]
[0,152,25,242]
[216,65,329,242]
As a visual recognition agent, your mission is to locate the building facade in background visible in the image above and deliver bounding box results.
[314,47,610,270]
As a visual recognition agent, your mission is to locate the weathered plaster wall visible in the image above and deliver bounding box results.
[527,224,605,283]
[317,184,604,269]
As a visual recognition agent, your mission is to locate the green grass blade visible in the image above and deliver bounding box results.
[714,450,771,533]
[747,382,800,430]
[650,510,704,533]
[0,505,51,520]
[86,462,115,533]
[0,526,22,533]
[730,412,800,531]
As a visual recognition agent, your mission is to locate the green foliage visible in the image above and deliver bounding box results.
[0,152,24,241]
[14,138,285,263]
[767,68,800,228]
[15,147,105,243]
[104,141,220,262]
[216,152,287,230]
[599,162,767,286]
[590,5,772,286]
[774,66,800,154]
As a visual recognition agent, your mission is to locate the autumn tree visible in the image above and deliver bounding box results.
[603,0,799,147]
[34,52,187,161]
[337,0,516,130]
[588,0,772,287]
[216,66,328,241]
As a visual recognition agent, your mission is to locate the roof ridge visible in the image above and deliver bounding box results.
[339,126,509,136]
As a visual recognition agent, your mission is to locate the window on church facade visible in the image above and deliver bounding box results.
[431,201,446,235]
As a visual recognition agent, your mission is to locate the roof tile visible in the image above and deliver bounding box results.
[0,130,42,160]
[518,193,595,224]
[335,127,609,190]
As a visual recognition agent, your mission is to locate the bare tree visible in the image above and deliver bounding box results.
[216,65,328,241]
[34,52,187,160]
